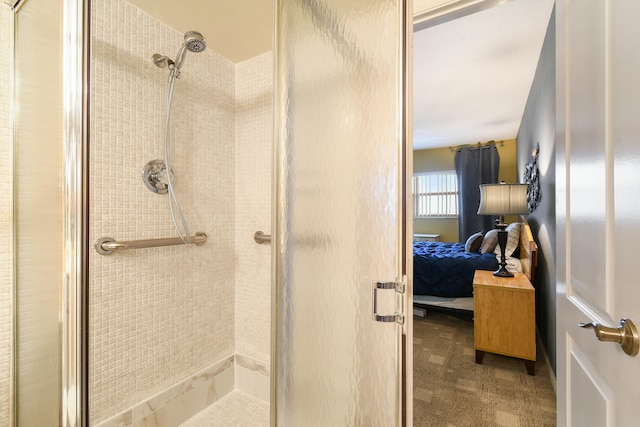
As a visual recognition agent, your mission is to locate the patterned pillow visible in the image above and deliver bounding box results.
[464,231,484,252]
[480,229,499,254]
[494,222,522,258]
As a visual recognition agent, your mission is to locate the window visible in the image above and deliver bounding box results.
[412,171,458,218]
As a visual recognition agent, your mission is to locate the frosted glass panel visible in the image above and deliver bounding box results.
[0,5,12,427]
[14,0,62,424]
[274,0,404,425]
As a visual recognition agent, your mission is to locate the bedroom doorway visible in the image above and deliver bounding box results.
[411,0,557,424]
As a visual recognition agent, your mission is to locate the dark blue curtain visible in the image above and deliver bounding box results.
[455,144,500,242]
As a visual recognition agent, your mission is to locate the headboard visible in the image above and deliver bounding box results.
[519,215,538,282]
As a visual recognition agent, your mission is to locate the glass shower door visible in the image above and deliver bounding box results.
[273,0,410,425]
[13,0,63,424]
[11,0,85,424]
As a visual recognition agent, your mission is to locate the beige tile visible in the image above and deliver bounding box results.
[234,52,273,364]
[235,355,270,403]
[90,3,275,426]
[180,391,269,427]
[89,1,237,422]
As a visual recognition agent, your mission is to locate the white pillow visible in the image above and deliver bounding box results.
[497,256,523,273]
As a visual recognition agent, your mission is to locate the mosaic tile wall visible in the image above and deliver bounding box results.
[0,6,11,427]
[90,0,236,423]
[235,52,273,365]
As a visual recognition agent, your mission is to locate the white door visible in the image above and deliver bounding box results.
[556,0,640,425]
[272,0,412,425]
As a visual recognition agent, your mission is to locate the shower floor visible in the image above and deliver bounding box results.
[180,391,269,427]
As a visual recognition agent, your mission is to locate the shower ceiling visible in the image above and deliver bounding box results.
[126,0,273,63]
[126,0,554,151]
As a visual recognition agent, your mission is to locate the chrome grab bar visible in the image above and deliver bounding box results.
[254,231,271,244]
[95,231,207,255]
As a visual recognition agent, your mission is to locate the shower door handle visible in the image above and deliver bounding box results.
[372,280,404,325]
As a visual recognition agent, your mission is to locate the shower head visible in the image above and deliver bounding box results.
[184,31,206,53]
[174,31,206,71]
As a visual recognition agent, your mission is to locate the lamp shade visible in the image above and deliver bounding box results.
[477,183,529,215]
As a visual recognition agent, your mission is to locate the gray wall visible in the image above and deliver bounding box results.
[516,8,556,373]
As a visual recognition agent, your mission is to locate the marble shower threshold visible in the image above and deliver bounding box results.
[180,391,269,427]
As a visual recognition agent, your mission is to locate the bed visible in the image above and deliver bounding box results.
[413,215,538,312]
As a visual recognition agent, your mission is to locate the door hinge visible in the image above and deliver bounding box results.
[372,280,405,325]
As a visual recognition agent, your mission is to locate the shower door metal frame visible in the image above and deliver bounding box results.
[10,0,89,424]
[60,0,90,425]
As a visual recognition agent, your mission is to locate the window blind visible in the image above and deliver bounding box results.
[412,171,458,217]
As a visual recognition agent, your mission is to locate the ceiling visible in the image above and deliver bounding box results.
[413,0,555,150]
[126,0,555,150]
[126,0,273,63]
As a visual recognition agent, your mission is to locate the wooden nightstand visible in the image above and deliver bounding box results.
[473,270,536,375]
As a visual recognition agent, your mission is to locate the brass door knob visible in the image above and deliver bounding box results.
[579,318,640,357]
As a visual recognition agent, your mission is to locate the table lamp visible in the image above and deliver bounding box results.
[477,182,529,277]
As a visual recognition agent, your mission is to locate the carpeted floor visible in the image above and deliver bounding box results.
[413,309,557,427]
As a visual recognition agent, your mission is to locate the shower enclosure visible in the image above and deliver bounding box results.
[6,0,411,425]
[88,1,266,424]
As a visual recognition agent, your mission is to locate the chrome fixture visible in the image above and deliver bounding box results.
[95,232,208,256]
[152,53,174,69]
[254,231,272,244]
[152,31,206,78]
[149,30,206,244]
[372,280,405,325]
[142,159,175,194]
[174,31,206,71]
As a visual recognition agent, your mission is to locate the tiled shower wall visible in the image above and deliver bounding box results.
[0,5,11,427]
[90,0,236,423]
[235,53,272,366]
[91,0,274,424]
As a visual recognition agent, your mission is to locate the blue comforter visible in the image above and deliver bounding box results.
[413,241,498,297]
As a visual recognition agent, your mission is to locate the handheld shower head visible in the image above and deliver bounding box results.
[174,31,206,71]
[184,31,206,53]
